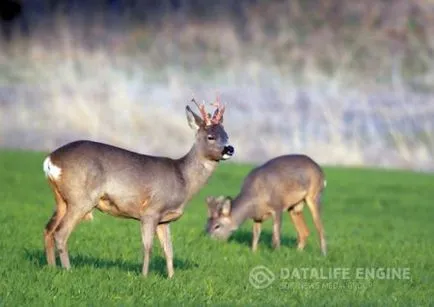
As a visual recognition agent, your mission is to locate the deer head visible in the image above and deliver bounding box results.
[185,97,234,161]
[205,195,236,240]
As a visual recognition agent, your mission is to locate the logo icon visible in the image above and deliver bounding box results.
[249,265,275,289]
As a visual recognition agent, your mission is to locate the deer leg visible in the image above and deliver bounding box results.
[44,183,67,266]
[156,223,174,278]
[306,196,327,256]
[45,212,62,266]
[252,221,262,252]
[289,209,310,251]
[140,215,158,277]
[54,207,87,269]
[272,211,282,249]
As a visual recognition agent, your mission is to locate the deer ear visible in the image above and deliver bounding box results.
[186,106,203,130]
[221,198,231,216]
[207,206,213,218]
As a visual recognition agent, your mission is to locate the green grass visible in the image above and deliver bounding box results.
[0,150,433,306]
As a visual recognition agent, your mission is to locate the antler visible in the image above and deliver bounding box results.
[211,95,225,124]
[191,98,211,126]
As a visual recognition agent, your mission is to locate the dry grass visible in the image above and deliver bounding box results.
[0,0,433,170]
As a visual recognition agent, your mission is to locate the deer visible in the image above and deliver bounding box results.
[205,154,327,255]
[42,98,234,278]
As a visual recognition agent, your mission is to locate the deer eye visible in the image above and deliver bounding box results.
[213,223,221,230]
[207,135,216,141]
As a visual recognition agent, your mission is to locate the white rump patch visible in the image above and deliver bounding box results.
[43,156,62,181]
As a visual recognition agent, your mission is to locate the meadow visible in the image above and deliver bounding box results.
[0,150,433,306]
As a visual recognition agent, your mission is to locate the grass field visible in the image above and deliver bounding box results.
[0,150,433,306]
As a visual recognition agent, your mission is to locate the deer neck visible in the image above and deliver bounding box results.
[230,194,256,228]
[178,144,218,201]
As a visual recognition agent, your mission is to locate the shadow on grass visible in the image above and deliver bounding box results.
[24,249,198,276]
[228,229,298,250]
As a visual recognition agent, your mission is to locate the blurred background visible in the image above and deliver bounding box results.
[0,0,433,171]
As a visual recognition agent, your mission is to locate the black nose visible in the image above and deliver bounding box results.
[222,145,234,155]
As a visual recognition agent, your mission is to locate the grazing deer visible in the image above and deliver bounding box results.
[42,98,234,278]
[205,154,327,255]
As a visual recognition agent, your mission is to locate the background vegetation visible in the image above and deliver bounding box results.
[0,0,433,170]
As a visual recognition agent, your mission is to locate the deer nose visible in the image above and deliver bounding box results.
[222,145,234,157]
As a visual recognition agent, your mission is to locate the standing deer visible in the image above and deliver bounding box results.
[205,154,327,255]
[42,98,234,278]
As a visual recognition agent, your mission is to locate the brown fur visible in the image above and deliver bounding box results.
[43,102,234,278]
[205,154,327,255]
